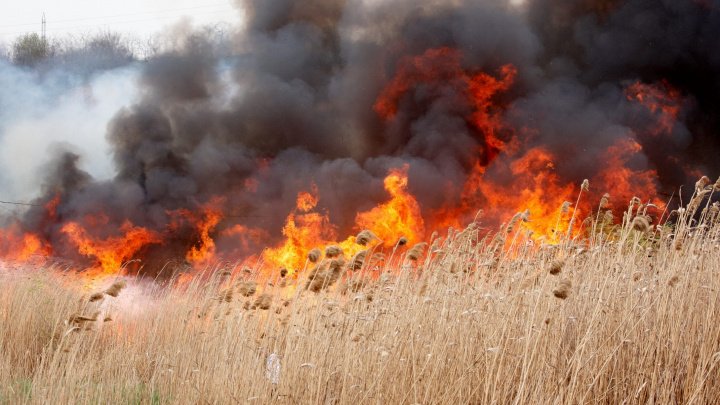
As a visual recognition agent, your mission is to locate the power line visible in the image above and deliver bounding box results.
[0,200,41,207]
[0,3,235,29]
[0,9,237,37]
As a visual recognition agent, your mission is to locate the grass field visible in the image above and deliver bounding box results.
[1,194,719,404]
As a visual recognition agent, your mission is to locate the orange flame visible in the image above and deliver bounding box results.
[0,225,52,261]
[355,165,424,246]
[61,220,161,274]
[168,198,225,265]
[262,184,342,274]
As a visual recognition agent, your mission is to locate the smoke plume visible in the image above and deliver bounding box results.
[2,0,719,273]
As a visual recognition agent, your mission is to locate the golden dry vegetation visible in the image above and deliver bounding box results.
[1,190,720,404]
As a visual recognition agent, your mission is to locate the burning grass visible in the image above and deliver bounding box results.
[0,189,720,403]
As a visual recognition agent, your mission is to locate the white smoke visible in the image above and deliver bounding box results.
[0,61,140,202]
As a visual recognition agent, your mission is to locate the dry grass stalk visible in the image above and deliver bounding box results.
[0,193,719,403]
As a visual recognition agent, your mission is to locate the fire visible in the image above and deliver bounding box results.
[626,81,683,135]
[375,47,516,162]
[0,47,696,277]
[61,220,161,274]
[355,165,424,246]
[262,184,343,274]
[454,147,577,242]
[0,225,51,261]
[262,167,425,274]
[168,198,225,265]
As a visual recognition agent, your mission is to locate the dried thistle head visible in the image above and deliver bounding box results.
[104,280,127,298]
[307,248,322,263]
[325,245,343,258]
[356,230,377,246]
[552,280,572,300]
[581,179,590,192]
[548,260,564,275]
[632,271,643,282]
[668,275,680,287]
[279,268,288,278]
[397,236,408,247]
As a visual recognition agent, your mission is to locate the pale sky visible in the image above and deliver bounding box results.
[0,0,242,45]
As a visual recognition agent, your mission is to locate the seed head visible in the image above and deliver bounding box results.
[552,280,571,300]
[548,260,564,275]
[407,243,427,261]
[397,236,408,247]
[308,248,322,263]
[104,280,127,298]
[599,193,610,209]
[325,245,343,258]
[632,216,651,232]
[581,179,590,192]
[696,175,710,192]
[89,292,104,303]
[254,294,272,310]
[350,250,367,271]
[237,281,257,297]
[356,230,377,246]
[561,201,572,214]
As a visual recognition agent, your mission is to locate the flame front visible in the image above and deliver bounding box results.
[0,46,692,276]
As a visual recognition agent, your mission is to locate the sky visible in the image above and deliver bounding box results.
[0,0,242,45]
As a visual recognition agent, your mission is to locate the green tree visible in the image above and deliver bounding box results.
[12,33,50,67]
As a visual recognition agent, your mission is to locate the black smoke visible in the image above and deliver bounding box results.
[6,0,720,271]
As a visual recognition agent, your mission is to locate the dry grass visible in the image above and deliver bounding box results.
[1,197,720,404]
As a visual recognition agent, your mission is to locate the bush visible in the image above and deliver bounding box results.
[11,33,51,67]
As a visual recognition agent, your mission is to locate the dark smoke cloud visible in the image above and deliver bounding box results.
[5,0,719,270]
